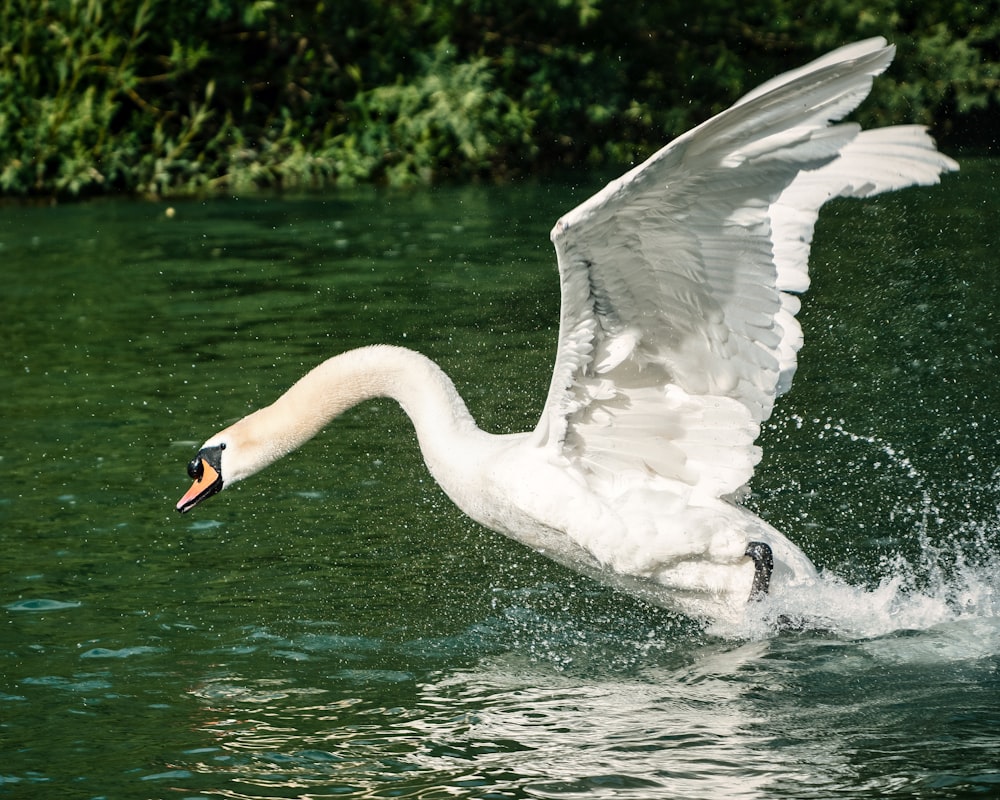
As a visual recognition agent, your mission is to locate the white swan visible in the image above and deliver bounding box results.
[177,38,957,622]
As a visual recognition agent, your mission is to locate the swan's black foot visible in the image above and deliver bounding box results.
[745,541,773,602]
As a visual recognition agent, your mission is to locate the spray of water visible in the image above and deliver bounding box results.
[717,417,1000,641]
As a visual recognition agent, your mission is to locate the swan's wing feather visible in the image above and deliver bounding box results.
[535,38,956,502]
[771,125,959,392]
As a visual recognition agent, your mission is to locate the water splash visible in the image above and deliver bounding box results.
[731,536,1000,641]
[723,417,1000,642]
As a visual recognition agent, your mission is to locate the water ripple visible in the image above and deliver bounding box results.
[5,599,82,612]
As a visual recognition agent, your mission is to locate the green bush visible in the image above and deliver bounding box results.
[1,0,996,198]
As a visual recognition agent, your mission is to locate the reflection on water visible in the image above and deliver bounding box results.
[182,639,790,799]
[1,160,998,797]
[412,650,778,800]
[181,614,1000,799]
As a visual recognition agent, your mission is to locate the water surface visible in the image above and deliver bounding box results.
[2,160,998,798]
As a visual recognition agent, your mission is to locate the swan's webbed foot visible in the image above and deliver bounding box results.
[745,541,773,602]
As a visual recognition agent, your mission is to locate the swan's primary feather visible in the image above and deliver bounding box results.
[537,37,957,507]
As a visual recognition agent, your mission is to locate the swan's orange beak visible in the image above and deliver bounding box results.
[176,448,225,513]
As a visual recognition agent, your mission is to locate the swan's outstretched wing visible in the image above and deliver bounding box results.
[535,38,957,503]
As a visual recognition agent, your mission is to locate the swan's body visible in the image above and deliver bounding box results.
[178,39,957,623]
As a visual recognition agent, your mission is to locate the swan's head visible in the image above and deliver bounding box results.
[176,401,301,512]
[176,442,227,513]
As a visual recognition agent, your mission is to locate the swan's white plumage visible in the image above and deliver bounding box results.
[180,38,957,623]
[540,38,956,509]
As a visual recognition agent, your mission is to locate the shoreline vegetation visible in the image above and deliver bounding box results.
[2,0,998,200]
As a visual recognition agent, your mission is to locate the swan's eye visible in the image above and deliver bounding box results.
[187,457,204,481]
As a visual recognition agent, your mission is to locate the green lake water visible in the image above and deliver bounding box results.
[2,159,999,798]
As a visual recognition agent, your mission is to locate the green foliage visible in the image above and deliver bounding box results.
[0,0,209,194]
[1,0,997,198]
[349,40,534,185]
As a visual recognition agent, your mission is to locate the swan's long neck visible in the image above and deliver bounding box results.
[216,345,481,484]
